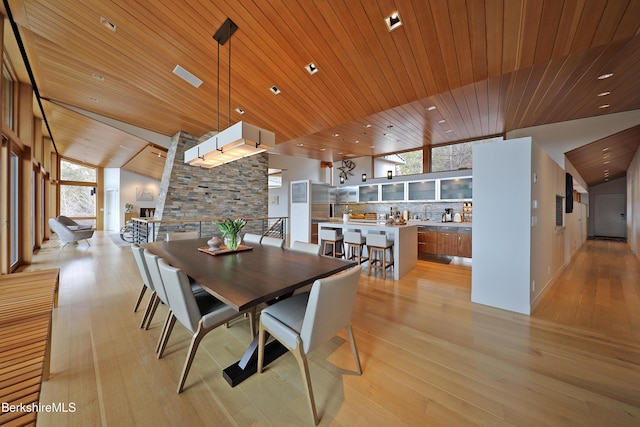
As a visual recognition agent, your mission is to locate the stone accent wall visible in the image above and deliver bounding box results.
[155,131,268,238]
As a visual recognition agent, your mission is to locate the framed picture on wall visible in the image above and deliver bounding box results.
[136,187,154,201]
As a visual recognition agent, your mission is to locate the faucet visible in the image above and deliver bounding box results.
[422,204,431,220]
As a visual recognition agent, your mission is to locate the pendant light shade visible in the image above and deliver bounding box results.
[184,121,274,168]
[185,18,273,168]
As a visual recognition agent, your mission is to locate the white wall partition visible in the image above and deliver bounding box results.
[472,137,532,314]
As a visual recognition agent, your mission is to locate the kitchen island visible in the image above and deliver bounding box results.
[318,221,417,280]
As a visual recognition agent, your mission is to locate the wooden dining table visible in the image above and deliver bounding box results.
[142,238,357,386]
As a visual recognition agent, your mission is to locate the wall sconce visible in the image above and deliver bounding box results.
[362,173,367,182]
[340,176,344,184]
[387,170,393,179]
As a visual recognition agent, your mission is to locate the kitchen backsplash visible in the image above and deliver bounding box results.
[335,201,468,221]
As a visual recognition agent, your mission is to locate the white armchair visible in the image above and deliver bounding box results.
[48,217,94,248]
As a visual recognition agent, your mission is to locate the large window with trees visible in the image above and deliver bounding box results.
[394,149,423,176]
[59,159,97,227]
[10,152,19,267]
[431,136,502,172]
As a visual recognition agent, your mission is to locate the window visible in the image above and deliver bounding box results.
[2,65,14,130]
[431,136,502,172]
[394,150,423,176]
[59,160,97,227]
[10,152,19,266]
[60,159,96,182]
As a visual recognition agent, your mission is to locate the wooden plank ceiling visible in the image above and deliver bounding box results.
[3,0,640,184]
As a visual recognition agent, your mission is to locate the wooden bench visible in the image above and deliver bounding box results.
[0,269,59,427]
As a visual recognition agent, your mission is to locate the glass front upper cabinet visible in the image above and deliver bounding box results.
[440,177,472,200]
[358,185,379,202]
[408,180,436,201]
[336,186,358,203]
[381,183,405,201]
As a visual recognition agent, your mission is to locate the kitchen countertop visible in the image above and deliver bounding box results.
[322,218,472,228]
[408,220,472,228]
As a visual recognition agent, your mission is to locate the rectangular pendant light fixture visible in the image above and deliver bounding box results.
[184,121,274,168]
[185,17,274,169]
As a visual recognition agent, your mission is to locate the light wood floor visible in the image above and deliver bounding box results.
[24,233,640,426]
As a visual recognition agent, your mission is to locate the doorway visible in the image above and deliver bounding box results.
[594,193,626,238]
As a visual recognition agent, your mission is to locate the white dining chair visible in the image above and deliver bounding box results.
[257,267,362,425]
[289,241,321,255]
[261,236,285,248]
[166,230,199,241]
[143,250,178,354]
[131,244,157,328]
[157,258,256,393]
[242,233,263,244]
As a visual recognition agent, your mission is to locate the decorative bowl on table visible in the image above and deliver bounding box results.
[207,236,222,250]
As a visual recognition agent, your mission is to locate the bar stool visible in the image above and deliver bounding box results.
[344,231,368,265]
[366,233,394,279]
[320,229,344,258]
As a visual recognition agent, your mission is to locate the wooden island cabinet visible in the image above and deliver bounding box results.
[417,224,472,258]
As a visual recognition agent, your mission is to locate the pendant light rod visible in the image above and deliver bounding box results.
[213,18,238,133]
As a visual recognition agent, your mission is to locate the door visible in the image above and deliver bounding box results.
[594,194,626,238]
[105,189,117,231]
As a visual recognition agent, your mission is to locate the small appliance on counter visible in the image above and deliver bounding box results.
[442,208,453,222]
[453,213,462,223]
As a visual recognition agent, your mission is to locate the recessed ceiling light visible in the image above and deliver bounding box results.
[100,16,117,32]
[597,91,611,97]
[598,104,610,109]
[444,129,454,133]
[320,148,326,151]
[173,65,203,88]
[235,107,245,114]
[92,73,104,81]
[304,63,318,75]
[384,11,403,32]
[386,125,393,129]
[602,147,610,151]
[604,160,610,164]
[296,143,304,147]
[369,145,375,148]
[354,140,359,143]
[438,119,446,124]
[89,97,100,103]
[270,85,281,95]
[364,124,372,128]
[426,105,436,111]
[597,73,613,80]
[603,152,611,158]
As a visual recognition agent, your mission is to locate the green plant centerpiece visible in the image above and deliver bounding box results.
[213,218,246,251]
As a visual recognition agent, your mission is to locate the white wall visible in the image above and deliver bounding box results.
[120,170,160,224]
[472,137,533,314]
[507,110,640,169]
[331,156,372,185]
[472,137,587,314]
[103,168,120,231]
[268,154,326,241]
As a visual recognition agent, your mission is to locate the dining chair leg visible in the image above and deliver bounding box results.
[248,307,257,337]
[293,338,319,426]
[157,311,176,358]
[133,284,147,312]
[346,324,362,375]
[141,292,159,329]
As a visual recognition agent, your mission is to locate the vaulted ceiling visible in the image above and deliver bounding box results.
[3,0,640,185]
